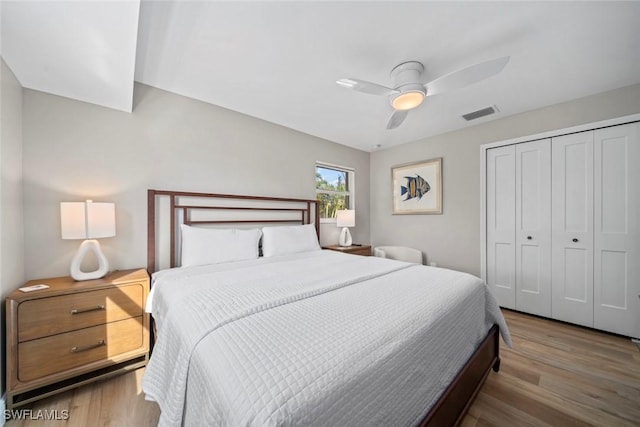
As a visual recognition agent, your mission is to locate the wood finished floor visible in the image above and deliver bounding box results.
[6,309,640,426]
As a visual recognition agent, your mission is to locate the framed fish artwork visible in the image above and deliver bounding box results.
[391,158,442,214]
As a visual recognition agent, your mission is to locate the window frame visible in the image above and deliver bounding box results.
[315,162,355,224]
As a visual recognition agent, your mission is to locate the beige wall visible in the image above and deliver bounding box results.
[370,83,640,276]
[1,58,25,394]
[22,83,370,279]
[17,77,640,283]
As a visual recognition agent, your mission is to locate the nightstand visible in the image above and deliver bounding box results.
[323,244,372,256]
[6,268,150,409]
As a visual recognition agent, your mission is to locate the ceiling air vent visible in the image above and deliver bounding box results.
[462,105,498,121]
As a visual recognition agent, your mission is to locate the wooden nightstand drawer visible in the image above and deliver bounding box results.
[18,317,144,382]
[17,283,144,342]
[322,245,372,256]
[346,246,371,256]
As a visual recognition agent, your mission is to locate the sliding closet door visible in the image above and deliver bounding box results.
[486,145,516,309]
[515,139,551,317]
[551,131,594,327]
[593,123,640,338]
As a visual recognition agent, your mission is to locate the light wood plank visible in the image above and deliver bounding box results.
[5,310,639,426]
[469,310,640,426]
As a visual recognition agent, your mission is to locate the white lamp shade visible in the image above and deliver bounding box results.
[336,209,355,228]
[61,201,116,239]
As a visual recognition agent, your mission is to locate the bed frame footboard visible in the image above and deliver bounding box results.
[420,324,500,427]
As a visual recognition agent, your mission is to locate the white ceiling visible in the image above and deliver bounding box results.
[1,0,140,112]
[2,1,640,152]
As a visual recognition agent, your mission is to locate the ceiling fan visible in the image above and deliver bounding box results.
[336,56,510,130]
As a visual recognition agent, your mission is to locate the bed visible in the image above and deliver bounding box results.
[143,189,511,427]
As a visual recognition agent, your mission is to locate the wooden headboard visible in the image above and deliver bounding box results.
[147,189,319,273]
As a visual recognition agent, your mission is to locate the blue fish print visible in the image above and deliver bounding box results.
[401,174,431,201]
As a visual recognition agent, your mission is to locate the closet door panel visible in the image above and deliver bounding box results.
[515,139,551,316]
[551,131,594,327]
[594,123,640,338]
[486,145,516,309]
[563,248,590,301]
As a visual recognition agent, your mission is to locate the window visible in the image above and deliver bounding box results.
[316,163,353,221]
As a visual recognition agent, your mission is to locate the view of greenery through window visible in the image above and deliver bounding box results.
[316,165,350,219]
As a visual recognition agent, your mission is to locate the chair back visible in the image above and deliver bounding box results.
[373,246,423,264]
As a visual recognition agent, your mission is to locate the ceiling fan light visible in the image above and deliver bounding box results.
[391,91,425,110]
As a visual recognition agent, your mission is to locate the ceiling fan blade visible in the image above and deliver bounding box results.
[336,78,397,96]
[424,56,510,97]
[386,110,409,130]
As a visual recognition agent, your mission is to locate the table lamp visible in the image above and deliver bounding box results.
[60,200,115,281]
[336,209,355,247]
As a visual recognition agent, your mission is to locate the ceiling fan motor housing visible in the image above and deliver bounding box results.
[390,61,426,110]
[390,61,424,85]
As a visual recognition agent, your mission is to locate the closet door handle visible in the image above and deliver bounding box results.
[572,238,579,243]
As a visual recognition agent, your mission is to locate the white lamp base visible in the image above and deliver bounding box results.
[70,239,110,281]
[339,227,353,247]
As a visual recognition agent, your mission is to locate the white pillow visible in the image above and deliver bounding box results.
[261,224,321,257]
[180,225,262,267]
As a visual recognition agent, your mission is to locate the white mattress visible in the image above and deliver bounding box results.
[143,250,510,427]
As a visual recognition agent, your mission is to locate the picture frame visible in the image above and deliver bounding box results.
[391,157,442,214]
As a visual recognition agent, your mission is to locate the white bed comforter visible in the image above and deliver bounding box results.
[143,250,510,427]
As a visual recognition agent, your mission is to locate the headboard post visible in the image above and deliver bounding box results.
[147,189,156,273]
[315,203,320,238]
[169,195,176,268]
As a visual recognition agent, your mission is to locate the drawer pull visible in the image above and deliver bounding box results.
[71,340,105,353]
[70,304,105,315]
